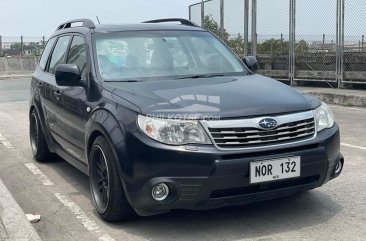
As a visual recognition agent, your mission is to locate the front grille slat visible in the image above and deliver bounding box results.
[217,131,315,145]
[214,125,314,140]
[210,120,315,135]
[208,116,316,149]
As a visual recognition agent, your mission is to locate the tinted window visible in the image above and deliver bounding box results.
[39,37,56,71]
[48,36,71,74]
[67,35,87,78]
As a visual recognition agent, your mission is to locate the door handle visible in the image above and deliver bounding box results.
[36,82,43,87]
[54,90,62,100]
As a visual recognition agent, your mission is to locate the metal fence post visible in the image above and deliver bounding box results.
[0,35,2,57]
[340,0,344,86]
[289,0,296,85]
[336,0,345,88]
[4,57,9,75]
[42,36,45,49]
[244,0,249,56]
[336,0,339,85]
[220,0,224,40]
[362,35,365,52]
[20,35,24,56]
[251,0,257,56]
[201,0,205,27]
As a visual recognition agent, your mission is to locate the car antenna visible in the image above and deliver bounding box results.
[96,16,101,24]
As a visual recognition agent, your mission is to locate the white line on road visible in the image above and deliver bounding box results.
[330,105,366,111]
[24,163,54,186]
[55,193,116,241]
[0,133,13,149]
[341,143,366,151]
[99,234,118,241]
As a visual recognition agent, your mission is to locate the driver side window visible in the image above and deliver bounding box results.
[48,35,71,74]
[67,35,87,79]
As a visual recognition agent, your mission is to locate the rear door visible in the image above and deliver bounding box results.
[52,34,89,163]
[31,37,57,133]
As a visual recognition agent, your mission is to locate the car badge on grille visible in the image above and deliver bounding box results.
[258,118,278,130]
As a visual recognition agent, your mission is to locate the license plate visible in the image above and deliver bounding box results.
[250,156,301,184]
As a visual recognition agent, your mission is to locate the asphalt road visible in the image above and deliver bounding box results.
[0,78,365,241]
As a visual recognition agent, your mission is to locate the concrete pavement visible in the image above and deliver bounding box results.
[0,178,42,241]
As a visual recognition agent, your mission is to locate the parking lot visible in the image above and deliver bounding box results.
[0,78,365,241]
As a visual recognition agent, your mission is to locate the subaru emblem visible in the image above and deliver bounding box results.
[258,118,278,130]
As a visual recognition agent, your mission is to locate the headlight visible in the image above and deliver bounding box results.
[314,102,335,132]
[137,115,212,145]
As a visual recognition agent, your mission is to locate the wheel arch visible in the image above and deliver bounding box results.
[85,108,133,193]
[29,103,55,153]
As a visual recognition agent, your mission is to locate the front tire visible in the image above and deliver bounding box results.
[29,109,52,162]
[89,136,134,222]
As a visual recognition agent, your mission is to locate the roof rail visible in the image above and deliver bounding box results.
[143,18,199,27]
[56,18,96,31]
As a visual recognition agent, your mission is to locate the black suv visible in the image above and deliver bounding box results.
[30,18,344,222]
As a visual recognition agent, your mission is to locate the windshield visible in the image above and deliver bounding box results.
[94,31,248,81]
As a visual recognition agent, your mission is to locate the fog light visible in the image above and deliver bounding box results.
[335,160,343,174]
[152,183,169,201]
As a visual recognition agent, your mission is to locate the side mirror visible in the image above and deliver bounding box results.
[55,64,83,87]
[242,56,259,73]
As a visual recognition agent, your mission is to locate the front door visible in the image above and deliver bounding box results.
[53,35,89,163]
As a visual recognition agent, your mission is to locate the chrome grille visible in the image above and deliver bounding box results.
[202,111,316,149]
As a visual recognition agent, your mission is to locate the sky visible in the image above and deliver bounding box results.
[0,0,198,37]
[1,0,365,43]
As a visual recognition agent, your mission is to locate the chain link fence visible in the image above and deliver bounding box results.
[344,0,366,83]
[189,0,366,87]
[256,0,289,80]
[0,36,46,57]
[0,36,46,75]
[295,0,337,82]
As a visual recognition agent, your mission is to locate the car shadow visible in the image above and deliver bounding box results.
[44,157,342,241]
[109,189,342,241]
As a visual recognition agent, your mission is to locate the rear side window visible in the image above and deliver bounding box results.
[38,37,56,71]
[67,35,87,79]
[48,36,71,74]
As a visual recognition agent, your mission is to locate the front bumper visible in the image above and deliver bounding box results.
[123,123,343,216]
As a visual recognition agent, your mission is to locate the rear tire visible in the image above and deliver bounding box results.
[89,136,135,222]
[29,109,53,162]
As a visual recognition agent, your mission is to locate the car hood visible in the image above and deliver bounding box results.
[102,75,320,119]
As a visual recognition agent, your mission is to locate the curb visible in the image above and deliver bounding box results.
[306,91,366,108]
[0,74,32,80]
[298,88,366,108]
[0,178,42,241]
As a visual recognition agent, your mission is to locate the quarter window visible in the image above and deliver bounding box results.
[48,36,71,74]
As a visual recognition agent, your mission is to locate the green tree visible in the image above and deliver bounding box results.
[10,43,22,51]
[296,39,309,54]
[202,15,229,42]
[227,33,244,55]
[257,38,288,55]
[256,38,309,55]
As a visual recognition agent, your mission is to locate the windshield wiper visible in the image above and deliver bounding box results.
[105,79,144,83]
[177,74,225,80]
